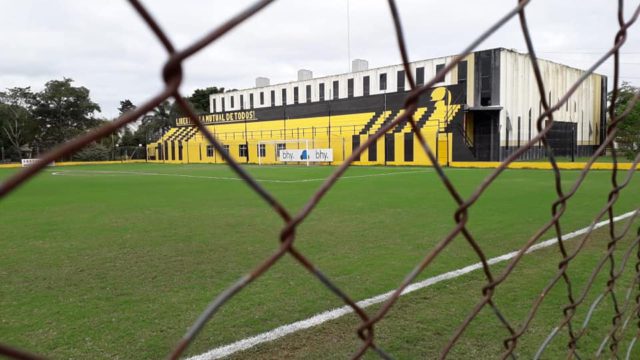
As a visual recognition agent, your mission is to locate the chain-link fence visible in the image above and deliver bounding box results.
[1,0,640,359]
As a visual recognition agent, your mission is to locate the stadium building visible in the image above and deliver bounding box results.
[147,48,608,165]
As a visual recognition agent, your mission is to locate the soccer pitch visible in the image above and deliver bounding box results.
[1,163,639,359]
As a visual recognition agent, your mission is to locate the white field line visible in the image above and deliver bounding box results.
[50,169,439,183]
[188,210,639,360]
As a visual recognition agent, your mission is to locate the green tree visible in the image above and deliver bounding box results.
[610,82,640,160]
[134,100,182,143]
[188,86,224,114]
[118,99,136,116]
[0,87,38,160]
[120,126,137,147]
[31,78,101,152]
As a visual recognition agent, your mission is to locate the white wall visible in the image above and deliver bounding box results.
[209,55,458,112]
[499,50,604,147]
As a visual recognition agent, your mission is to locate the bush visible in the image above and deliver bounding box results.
[73,143,110,161]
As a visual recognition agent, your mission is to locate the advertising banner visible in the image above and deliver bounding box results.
[277,148,333,162]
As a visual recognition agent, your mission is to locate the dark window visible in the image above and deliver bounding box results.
[276,143,286,157]
[404,132,414,161]
[333,80,339,99]
[270,90,275,106]
[258,144,266,157]
[221,97,225,111]
[249,93,254,108]
[306,85,312,102]
[260,92,264,105]
[458,61,468,103]
[379,73,387,91]
[319,83,325,101]
[282,88,287,105]
[363,76,370,96]
[347,78,354,98]
[223,145,229,155]
[385,133,395,162]
[352,135,361,161]
[416,67,425,86]
[206,145,214,157]
[240,95,244,109]
[293,87,299,104]
[178,142,183,161]
[212,98,216,112]
[239,144,248,157]
[230,95,235,108]
[458,61,467,84]
[479,53,492,105]
[397,70,405,92]
[368,136,377,161]
[436,64,445,82]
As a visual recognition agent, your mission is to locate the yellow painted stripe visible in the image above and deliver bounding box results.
[450,161,635,171]
[0,160,148,169]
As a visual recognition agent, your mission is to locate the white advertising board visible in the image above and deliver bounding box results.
[277,148,333,162]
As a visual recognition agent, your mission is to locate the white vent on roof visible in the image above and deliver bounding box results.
[255,77,270,87]
[297,69,313,81]
[352,59,368,72]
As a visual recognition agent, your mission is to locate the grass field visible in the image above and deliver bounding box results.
[1,163,639,359]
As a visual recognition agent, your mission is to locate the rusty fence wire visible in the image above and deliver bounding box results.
[2,0,640,358]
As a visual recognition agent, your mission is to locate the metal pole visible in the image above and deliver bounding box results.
[306,139,309,166]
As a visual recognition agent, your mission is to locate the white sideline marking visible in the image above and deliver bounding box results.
[188,210,639,360]
[50,169,437,183]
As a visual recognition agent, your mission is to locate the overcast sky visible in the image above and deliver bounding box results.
[1,0,639,119]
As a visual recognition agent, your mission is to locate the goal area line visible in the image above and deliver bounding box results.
[188,210,639,360]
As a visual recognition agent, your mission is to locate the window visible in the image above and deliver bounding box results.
[436,63,445,83]
[363,76,370,96]
[221,97,225,111]
[404,132,414,161]
[416,67,425,86]
[240,94,244,110]
[260,92,264,105]
[223,145,229,154]
[270,90,275,106]
[457,61,467,85]
[397,70,405,92]
[239,144,248,157]
[206,145,214,157]
[332,80,339,100]
[319,83,325,101]
[282,88,287,105]
[230,95,235,108]
[212,98,216,112]
[379,73,387,91]
[276,143,286,158]
[258,143,266,157]
[293,87,299,104]
[249,93,254,108]
[347,78,354,98]
[457,61,468,103]
[306,85,311,102]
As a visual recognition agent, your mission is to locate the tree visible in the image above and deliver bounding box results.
[610,82,640,161]
[118,99,137,116]
[31,78,101,152]
[120,126,137,147]
[0,87,38,160]
[135,100,182,143]
[188,86,224,114]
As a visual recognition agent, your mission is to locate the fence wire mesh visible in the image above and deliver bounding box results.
[1,0,640,358]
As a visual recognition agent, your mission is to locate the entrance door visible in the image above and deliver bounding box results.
[473,112,500,161]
